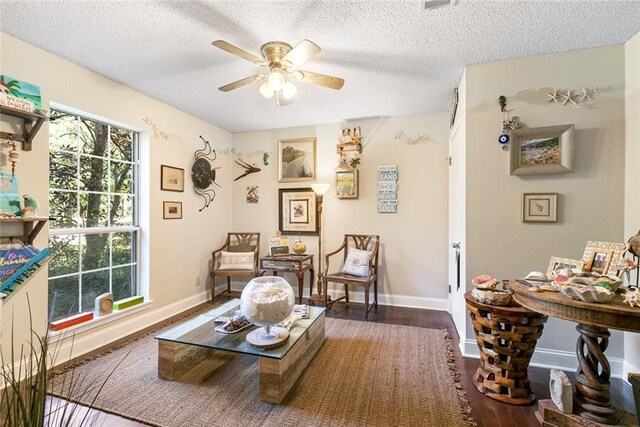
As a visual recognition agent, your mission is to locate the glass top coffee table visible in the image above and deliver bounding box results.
[155,299,326,403]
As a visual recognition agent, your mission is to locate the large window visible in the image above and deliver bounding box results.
[48,108,139,321]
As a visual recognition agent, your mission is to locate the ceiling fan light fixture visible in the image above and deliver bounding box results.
[259,81,275,99]
[281,81,298,100]
[267,70,286,91]
[291,70,304,80]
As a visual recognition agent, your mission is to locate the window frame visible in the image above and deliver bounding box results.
[47,106,141,319]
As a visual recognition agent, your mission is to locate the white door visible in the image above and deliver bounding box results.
[448,120,466,343]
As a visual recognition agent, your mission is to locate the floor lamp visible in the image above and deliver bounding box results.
[308,183,330,306]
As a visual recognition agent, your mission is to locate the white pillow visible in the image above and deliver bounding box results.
[341,248,373,277]
[219,251,254,270]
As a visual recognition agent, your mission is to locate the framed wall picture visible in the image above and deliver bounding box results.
[510,124,574,175]
[546,257,584,278]
[522,193,557,223]
[581,241,627,275]
[278,188,318,235]
[161,165,184,192]
[163,201,182,219]
[335,168,358,199]
[278,137,317,182]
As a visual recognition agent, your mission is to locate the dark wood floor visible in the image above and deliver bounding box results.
[51,296,635,426]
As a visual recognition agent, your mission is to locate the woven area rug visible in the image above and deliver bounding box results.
[50,318,476,427]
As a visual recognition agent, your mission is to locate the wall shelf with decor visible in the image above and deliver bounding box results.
[0,105,48,151]
[0,216,48,245]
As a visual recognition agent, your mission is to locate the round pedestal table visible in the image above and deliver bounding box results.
[510,280,640,425]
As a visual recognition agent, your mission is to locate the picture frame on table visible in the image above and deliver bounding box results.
[160,165,184,192]
[510,124,574,176]
[163,201,182,219]
[335,168,358,199]
[581,241,627,275]
[546,257,584,278]
[278,137,317,182]
[522,193,558,223]
[278,188,318,235]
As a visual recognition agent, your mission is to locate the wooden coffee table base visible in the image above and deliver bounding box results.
[158,312,325,404]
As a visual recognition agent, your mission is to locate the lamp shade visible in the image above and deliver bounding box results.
[310,183,330,195]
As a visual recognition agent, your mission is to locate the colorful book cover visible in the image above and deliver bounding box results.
[0,246,39,281]
[0,172,21,216]
[0,75,42,110]
[0,247,50,293]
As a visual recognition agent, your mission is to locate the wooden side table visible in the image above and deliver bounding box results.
[259,254,314,304]
[511,280,640,425]
[465,291,548,405]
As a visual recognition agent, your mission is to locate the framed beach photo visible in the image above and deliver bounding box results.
[278,137,316,182]
[163,201,182,219]
[510,125,574,175]
[278,188,318,235]
[335,168,358,199]
[546,257,584,278]
[160,165,184,192]
[581,241,627,275]
[522,193,557,223]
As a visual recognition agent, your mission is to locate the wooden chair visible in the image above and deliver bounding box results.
[210,232,260,301]
[322,234,380,320]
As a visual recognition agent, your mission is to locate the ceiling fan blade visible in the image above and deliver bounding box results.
[295,70,345,90]
[281,39,320,68]
[212,40,267,66]
[218,74,266,92]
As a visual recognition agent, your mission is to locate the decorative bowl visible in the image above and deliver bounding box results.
[240,277,295,347]
[471,288,513,306]
[471,275,499,290]
[567,275,623,293]
[557,284,614,303]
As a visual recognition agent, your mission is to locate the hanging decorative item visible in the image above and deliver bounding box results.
[497,95,521,151]
[337,126,362,168]
[263,152,270,166]
[234,158,261,181]
[378,165,398,213]
[142,117,168,140]
[394,131,429,145]
[5,135,19,177]
[547,88,599,107]
[191,135,221,212]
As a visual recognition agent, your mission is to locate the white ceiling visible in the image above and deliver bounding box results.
[1,1,639,133]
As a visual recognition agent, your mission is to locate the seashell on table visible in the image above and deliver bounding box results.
[471,288,513,306]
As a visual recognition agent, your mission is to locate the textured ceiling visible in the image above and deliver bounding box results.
[1,0,639,133]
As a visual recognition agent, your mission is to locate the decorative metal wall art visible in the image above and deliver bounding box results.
[234,158,261,181]
[191,135,221,211]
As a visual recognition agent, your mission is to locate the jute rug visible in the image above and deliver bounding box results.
[50,317,476,427]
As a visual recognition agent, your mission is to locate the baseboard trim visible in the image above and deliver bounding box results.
[463,339,625,380]
[51,290,210,366]
[227,284,449,311]
[624,360,639,384]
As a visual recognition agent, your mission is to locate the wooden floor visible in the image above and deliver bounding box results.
[50,296,635,427]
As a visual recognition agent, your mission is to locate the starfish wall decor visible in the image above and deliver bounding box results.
[547,88,599,108]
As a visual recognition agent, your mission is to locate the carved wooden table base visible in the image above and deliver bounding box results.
[574,324,618,424]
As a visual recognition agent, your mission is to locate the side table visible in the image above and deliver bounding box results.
[465,291,548,405]
[259,254,314,304]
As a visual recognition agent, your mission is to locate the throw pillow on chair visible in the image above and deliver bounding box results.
[341,248,373,276]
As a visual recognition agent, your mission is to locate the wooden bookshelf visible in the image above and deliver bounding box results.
[0,105,48,151]
[0,216,48,245]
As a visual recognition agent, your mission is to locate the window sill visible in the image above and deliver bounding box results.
[49,300,153,338]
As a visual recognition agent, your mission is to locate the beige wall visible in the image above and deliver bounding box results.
[624,31,640,377]
[231,113,450,308]
[0,32,233,362]
[463,44,626,363]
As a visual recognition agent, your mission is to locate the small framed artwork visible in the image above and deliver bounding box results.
[581,241,627,275]
[278,188,318,235]
[278,137,317,182]
[522,193,558,223]
[160,165,184,192]
[510,124,574,175]
[546,257,584,278]
[163,201,182,219]
[335,168,358,199]
[246,186,259,204]
[584,249,614,274]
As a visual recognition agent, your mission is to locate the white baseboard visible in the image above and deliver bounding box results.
[624,360,640,385]
[463,339,625,379]
[51,290,210,366]
[228,284,449,311]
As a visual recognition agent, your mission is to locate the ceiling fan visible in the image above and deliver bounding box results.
[212,39,345,105]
